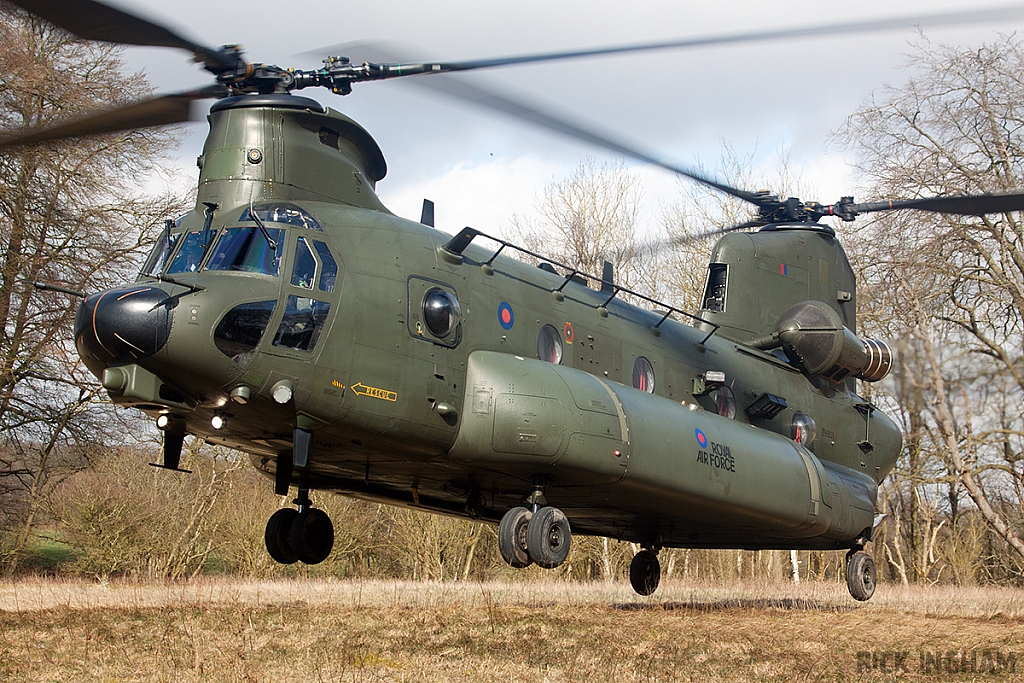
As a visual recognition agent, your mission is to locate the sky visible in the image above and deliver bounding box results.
[108,0,1024,237]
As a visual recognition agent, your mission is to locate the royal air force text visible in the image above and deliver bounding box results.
[697,441,736,472]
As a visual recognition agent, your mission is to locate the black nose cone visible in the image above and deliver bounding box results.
[74,285,174,367]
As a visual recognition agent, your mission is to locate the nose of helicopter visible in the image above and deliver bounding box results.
[74,285,174,371]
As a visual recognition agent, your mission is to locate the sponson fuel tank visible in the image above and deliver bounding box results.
[449,351,876,547]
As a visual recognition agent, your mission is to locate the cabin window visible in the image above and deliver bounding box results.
[206,227,284,275]
[632,357,655,393]
[422,288,461,339]
[272,295,331,352]
[714,385,737,420]
[213,300,277,366]
[703,263,728,312]
[239,202,322,231]
[537,324,563,364]
[790,412,817,447]
[291,237,317,289]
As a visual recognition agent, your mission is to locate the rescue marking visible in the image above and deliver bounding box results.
[563,322,575,344]
[350,382,397,402]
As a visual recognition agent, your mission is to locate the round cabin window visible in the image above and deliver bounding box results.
[632,357,655,393]
[537,324,563,364]
[791,412,817,447]
[422,288,461,338]
[715,385,737,420]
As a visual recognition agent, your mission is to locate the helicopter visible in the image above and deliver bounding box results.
[5,0,1024,601]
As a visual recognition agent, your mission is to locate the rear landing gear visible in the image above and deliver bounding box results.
[264,489,335,566]
[845,549,876,601]
[629,548,661,596]
[265,508,299,564]
[498,505,571,570]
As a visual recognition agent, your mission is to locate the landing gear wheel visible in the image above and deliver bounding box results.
[846,551,876,601]
[498,507,533,568]
[629,549,661,596]
[526,506,571,569]
[290,507,335,565]
[265,508,299,564]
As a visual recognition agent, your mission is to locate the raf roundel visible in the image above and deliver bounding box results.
[695,428,708,448]
[498,302,515,330]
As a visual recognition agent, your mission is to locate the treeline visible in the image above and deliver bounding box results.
[0,439,1016,586]
[0,441,829,582]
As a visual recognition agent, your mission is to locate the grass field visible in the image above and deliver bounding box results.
[1,578,1023,681]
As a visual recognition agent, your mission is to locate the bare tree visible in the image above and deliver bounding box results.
[836,35,1024,573]
[0,6,185,569]
[508,157,652,291]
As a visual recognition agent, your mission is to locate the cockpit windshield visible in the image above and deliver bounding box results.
[166,230,217,274]
[239,202,322,231]
[206,227,285,275]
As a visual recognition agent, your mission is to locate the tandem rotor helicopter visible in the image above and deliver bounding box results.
[6,0,1024,601]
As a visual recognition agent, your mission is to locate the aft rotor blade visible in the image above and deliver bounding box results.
[656,220,764,250]
[6,0,219,61]
[851,191,1024,216]
[0,92,208,149]
[317,6,1024,78]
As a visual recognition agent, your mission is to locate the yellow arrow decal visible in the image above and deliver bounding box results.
[350,382,398,402]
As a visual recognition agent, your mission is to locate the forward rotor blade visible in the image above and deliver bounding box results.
[6,0,218,61]
[0,91,210,149]
[851,191,1024,216]
[313,6,1024,77]
[362,46,759,204]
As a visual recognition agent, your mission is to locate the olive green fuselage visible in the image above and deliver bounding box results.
[86,95,901,551]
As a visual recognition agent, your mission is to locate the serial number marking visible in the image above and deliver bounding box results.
[350,382,398,402]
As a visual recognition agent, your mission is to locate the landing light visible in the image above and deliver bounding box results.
[156,414,170,429]
[211,414,226,430]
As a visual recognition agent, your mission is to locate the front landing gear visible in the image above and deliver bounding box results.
[264,489,335,566]
[845,549,876,601]
[629,548,661,596]
[498,505,572,570]
[498,507,533,568]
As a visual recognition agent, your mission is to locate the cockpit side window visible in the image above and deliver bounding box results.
[206,227,285,275]
[142,230,180,277]
[313,241,337,293]
[272,295,331,352]
[291,237,317,289]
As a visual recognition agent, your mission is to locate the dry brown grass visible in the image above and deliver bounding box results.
[1,577,1022,681]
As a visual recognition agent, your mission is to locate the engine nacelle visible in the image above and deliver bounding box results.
[757,300,894,383]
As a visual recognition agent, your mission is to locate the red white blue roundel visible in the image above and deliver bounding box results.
[695,428,708,448]
[498,302,514,330]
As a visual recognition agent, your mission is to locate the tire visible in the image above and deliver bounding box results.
[498,507,533,568]
[629,549,661,596]
[846,551,876,601]
[265,508,299,564]
[288,507,335,565]
[526,506,571,569]
[290,507,335,565]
